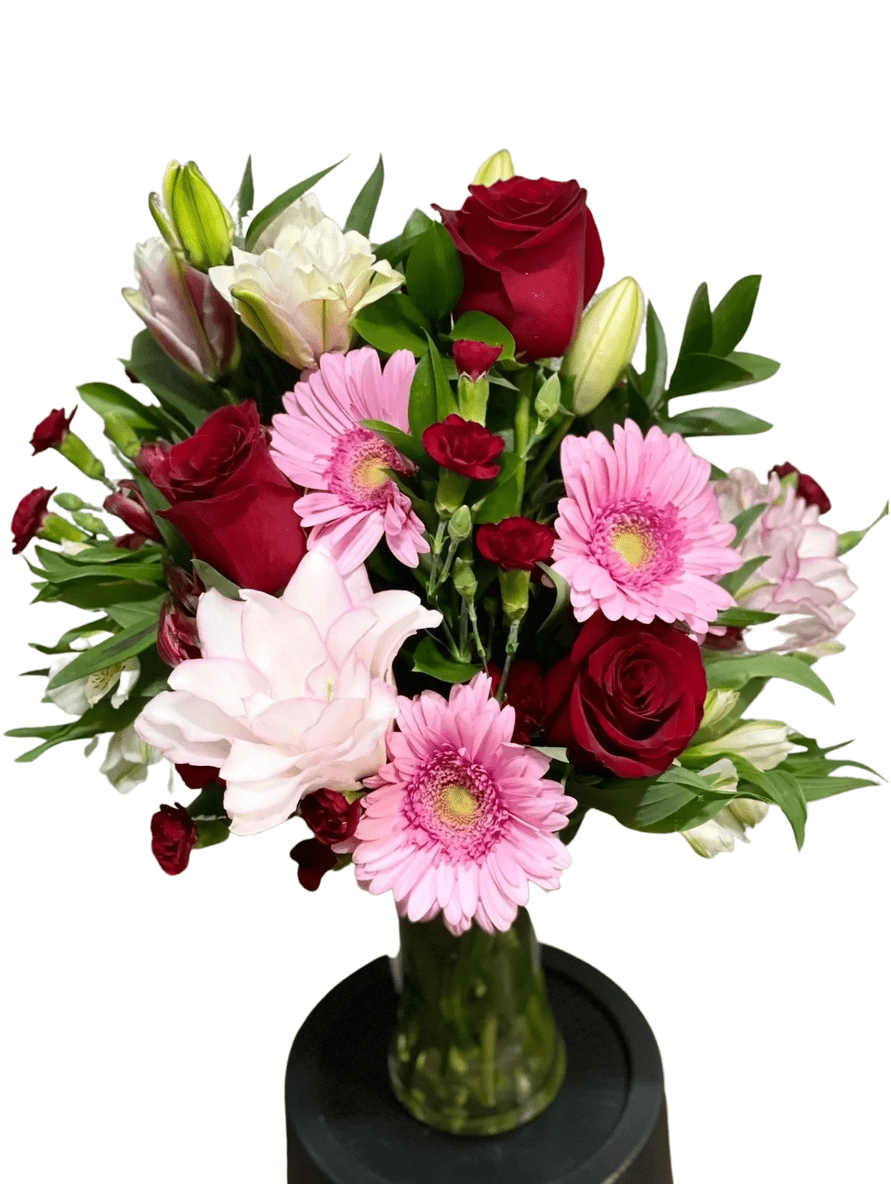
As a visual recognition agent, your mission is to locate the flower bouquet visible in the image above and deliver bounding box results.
[9,149,886,1167]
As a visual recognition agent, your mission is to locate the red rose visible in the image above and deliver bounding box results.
[452,340,503,380]
[150,803,199,875]
[487,659,547,744]
[103,480,163,543]
[422,415,504,480]
[137,402,307,594]
[435,177,604,361]
[476,517,555,571]
[289,838,338,891]
[770,462,831,515]
[31,408,75,454]
[544,614,707,778]
[300,789,361,846]
[11,486,55,554]
[175,763,225,790]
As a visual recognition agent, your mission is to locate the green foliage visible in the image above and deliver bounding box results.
[408,339,458,438]
[778,734,882,802]
[352,293,429,356]
[715,607,778,627]
[244,158,346,251]
[837,501,888,556]
[678,282,713,356]
[125,330,225,429]
[405,223,463,322]
[372,208,434,267]
[235,154,254,225]
[639,303,668,410]
[448,312,516,363]
[729,502,768,547]
[571,765,740,834]
[192,560,241,600]
[344,155,385,238]
[728,756,808,849]
[709,276,762,356]
[704,651,834,703]
[77,382,181,440]
[361,419,436,474]
[412,635,480,683]
[473,454,521,524]
[720,553,768,597]
[663,406,772,437]
[45,619,159,691]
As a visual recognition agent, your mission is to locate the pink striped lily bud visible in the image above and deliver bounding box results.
[103,480,163,543]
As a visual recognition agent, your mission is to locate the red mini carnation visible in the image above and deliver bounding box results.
[300,788,361,846]
[290,838,338,891]
[477,517,555,570]
[423,415,504,480]
[452,340,503,381]
[487,659,547,744]
[770,462,831,515]
[150,803,199,875]
[11,486,55,554]
[30,408,75,454]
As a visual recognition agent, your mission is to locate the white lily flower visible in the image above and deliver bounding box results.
[100,724,162,794]
[209,194,404,372]
[46,633,140,716]
[681,759,770,858]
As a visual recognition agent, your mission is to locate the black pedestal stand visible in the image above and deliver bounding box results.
[285,945,673,1183]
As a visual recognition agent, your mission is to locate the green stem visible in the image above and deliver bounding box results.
[527,412,573,488]
[497,619,522,701]
[513,368,535,513]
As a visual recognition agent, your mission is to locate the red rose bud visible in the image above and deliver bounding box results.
[150,803,199,875]
[289,838,338,891]
[435,176,603,360]
[423,415,504,480]
[30,408,75,454]
[175,763,226,790]
[158,598,202,666]
[300,789,361,846]
[11,486,55,553]
[487,659,546,744]
[544,614,707,778]
[476,517,555,571]
[103,480,163,543]
[770,462,831,515]
[453,340,503,380]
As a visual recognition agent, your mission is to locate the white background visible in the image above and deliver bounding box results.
[2,2,888,1181]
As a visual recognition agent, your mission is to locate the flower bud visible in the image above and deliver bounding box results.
[101,724,161,794]
[11,487,56,553]
[289,837,338,891]
[452,556,477,599]
[71,510,110,536]
[562,277,645,415]
[150,802,200,875]
[54,493,85,512]
[686,720,794,772]
[300,788,361,846]
[448,504,473,544]
[534,373,562,422]
[499,568,531,623]
[161,160,234,271]
[473,150,515,187]
[104,412,142,458]
[157,598,202,667]
[104,481,163,543]
[31,408,75,454]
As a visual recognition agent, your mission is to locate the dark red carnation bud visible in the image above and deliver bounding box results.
[103,480,163,542]
[770,462,831,515]
[487,659,547,743]
[423,415,504,480]
[702,625,745,652]
[11,486,56,554]
[175,763,225,790]
[453,340,503,381]
[150,803,199,875]
[300,789,361,845]
[30,408,75,454]
[289,838,338,891]
[158,599,202,666]
[166,565,204,613]
[476,516,555,571]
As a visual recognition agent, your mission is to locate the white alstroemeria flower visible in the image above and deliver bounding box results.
[46,633,140,717]
[135,548,440,836]
[209,194,404,372]
[686,720,795,771]
[100,724,162,794]
[680,759,770,858]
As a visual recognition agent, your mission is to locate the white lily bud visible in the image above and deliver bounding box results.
[101,724,162,794]
[687,720,794,771]
[473,150,515,186]
[680,759,769,858]
[561,277,645,414]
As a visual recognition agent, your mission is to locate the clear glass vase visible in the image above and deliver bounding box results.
[388,906,566,1135]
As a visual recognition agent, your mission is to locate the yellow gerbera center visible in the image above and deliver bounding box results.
[438,783,478,825]
[612,527,651,568]
[355,454,391,491]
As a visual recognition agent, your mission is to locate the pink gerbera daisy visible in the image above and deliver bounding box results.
[339,674,575,935]
[552,419,741,633]
[270,348,429,572]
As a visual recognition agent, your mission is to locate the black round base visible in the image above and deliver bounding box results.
[285,945,672,1183]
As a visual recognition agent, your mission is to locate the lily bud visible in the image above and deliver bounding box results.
[157,598,201,667]
[534,373,562,422]
[473,150,515,187]
[685,720,795,772]
[562,277,645,415]
[104,481,163,543]
[161,160,234,271]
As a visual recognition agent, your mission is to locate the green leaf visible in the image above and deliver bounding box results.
[352,293,430,357]
[448,312,516,361]
[668,353,753,397]
[536,562,571,632]
[46,620,159,691]
[344,155,385,238]
[33,581,164,611]
[372,208,434,267]
[678,282,712,356]
[187,781,228,819]
[730,756,807,849]
[837,501,888,556]
[125,330,224,428]
[710,276,761,356]
[664,406,772,437]
[405,223,464,322]
[192,559,241,600]
[407,339,458,437]
[77,382,177,437]
[715,607,778,627]
[718,352,780,387]
[426,335,458,420]
[29,619,113,655]
[235,154,254,223]
[640,303,668,411]
[244,157,346,251]
[720,553,768,597]
[105,597,166,629]
[8,693,150,762]
[412,635,480,684]
[360,419,436,474]
[704,653,834,704]
[730,502,768,547]
[577,765,733,834]
[797,775,880,802]
[473,453,521,523]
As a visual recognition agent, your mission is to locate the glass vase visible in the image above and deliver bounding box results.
[388,906,566,1135]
